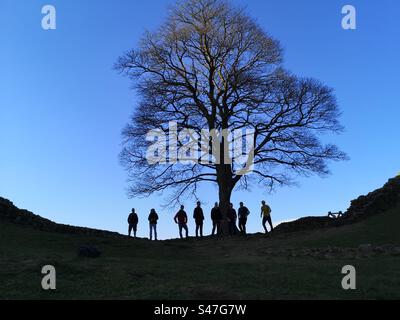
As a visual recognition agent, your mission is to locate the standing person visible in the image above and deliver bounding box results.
[238,202,250,235]
[211,202,222,236]
[174,205,189,239]
[227,203,237,236]
[193,201,204,238]
[261,200,273,234]
[127,208,139,237]
[148,208,159,240]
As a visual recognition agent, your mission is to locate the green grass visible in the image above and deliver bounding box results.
[1,205,400,299]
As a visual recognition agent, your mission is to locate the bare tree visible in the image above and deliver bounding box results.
[116,0,347,229]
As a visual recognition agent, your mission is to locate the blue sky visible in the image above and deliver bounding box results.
[1,0,399,239]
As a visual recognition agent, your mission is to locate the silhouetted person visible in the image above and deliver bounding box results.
[174,205,189,239]
[148,208,159,240]
[211,202,222,236]
[261,200,273,234]
[227,203,237,236]
[127,208,139,237]
[193,201,204,237]
[238,202,250,235]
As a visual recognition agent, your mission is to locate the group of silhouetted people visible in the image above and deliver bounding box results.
[127,208,159,239]
[127,201,274,240]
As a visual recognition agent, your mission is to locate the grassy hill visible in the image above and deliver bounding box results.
[1,201,399,299]
[1,176,399,299]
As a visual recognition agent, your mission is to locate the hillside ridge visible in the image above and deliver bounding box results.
[0,197,124,238]
[275,176,400,233]
[1,176,399,238]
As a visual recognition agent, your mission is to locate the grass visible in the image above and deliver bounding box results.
[1,205,399,299]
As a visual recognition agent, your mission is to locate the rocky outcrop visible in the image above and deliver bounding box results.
[342,176,400,222]
[78,245,102,258]
[275,176,400,233]
[0,197,125,238]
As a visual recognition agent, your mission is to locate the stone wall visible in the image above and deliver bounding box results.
[275,176,400,233]
[0,197,125,238]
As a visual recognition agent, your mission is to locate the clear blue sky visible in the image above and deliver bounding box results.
[1,0,399,239]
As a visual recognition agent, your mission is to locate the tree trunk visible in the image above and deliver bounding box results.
[217,164,233,235]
